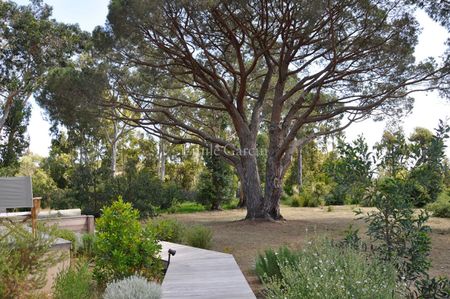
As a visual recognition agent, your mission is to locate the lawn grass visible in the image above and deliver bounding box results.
[164,199,240,214]
[168,202,206,214]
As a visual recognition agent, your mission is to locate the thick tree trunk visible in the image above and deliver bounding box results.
[240,155,265,219]
[264,155,284,220]
[262,121,285,220]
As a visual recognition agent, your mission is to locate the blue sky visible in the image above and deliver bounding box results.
[11,1,450,157]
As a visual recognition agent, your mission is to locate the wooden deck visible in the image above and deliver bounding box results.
[160,241,256,299]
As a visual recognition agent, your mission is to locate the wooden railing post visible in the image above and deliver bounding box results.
[31,197,41,237]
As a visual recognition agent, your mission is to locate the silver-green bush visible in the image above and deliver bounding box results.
[263,240,399,299]
[103,275,161,299]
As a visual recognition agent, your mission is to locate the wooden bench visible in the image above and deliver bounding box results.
[0,176,41,236]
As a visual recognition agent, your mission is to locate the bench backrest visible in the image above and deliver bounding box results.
[0,176,33,209]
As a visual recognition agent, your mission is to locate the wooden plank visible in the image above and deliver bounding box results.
[160,241,256,299]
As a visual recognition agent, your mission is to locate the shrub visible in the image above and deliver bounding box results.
[53,261,95,299]
[339,225,363,250]
[415,276,450,298]
[290,195,301,207]
[360,177,431,291]
[294,182,327,207]
[103,275,161,299]
[263,240,398,299]
[255,246,298,282]
[148,219,184,243]
[93,198,162,286]
[280,192,290,204]
[0,222,64,298]
[426,192,450,218]
[79,233,96,259]
[184,225,213,249]
[196,152,236,210]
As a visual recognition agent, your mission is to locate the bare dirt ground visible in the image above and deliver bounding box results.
[164,205,450,296]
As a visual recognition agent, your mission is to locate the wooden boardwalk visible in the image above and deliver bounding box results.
[160,241,256,299]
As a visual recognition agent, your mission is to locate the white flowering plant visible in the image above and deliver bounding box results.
[263,239,399,299]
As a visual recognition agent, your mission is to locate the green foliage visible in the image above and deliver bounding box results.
[361,177,432,292]
[196,151,235,210]
[285,141,325,196]
[0,222,64,298]
[79,233,97,259]
[408,122,450,206]
[103,275,161,299]
[38,67,105,131]
[0,99,30,170]
[52,228,78,253]
[93,198,162,286]
[426,191,450,218]
[42,134,186,216]
[166,201,205,214]
[53,261,96,299]
[289,182,329,207]
[375,130,410,178]
[184,225,213,249]
[290,194,301,207]
[255,247,299,282]
[339,225,363,250]
[415,276,450,299]
[0,0,84,176]
[325,136,373,205]
[222,198,239,210]
[263,240,398,299]
[148,219,184,243]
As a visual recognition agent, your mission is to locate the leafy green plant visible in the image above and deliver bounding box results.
[0,221,64,298]
[53,260,95,299]
[255,246,299,282]
[290,195,301,207]
[426,191,450,218]
[415,276,450,299]
[103,275,161,299]
[196,149,236,210]
[296,182,328,207]
[339,225,363,250]
[324,136,373,205]
[147,218,184,243]
[263,240,398,299]
[79,233,96,259]
[93,198,162,286]
[184,225,213,249]
[359,177,432,293]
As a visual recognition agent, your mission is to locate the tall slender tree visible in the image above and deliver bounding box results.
[0,0,84,135]
[0,99,30,171]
